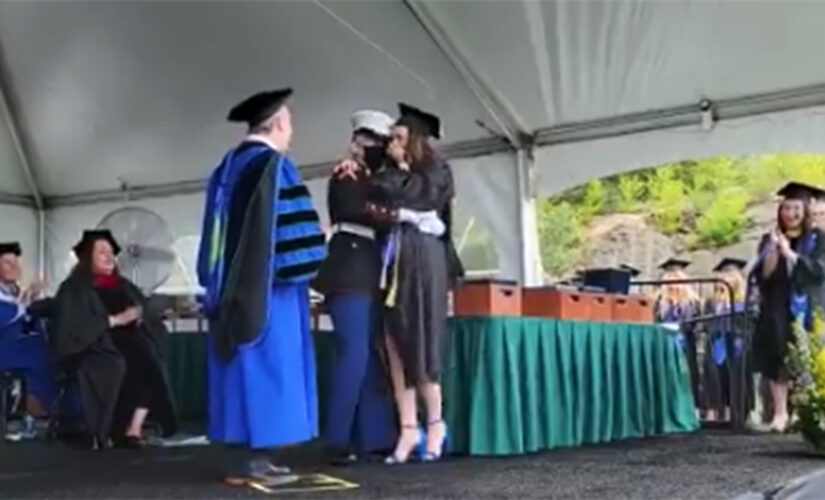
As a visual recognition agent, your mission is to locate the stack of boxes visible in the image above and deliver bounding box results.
[453,268,653,323]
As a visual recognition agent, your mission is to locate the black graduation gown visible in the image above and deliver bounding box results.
[53,270,178,442]
[754,230,825,380]
[369,158,461,386]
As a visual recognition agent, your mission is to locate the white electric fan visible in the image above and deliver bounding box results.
[97,207,176,293]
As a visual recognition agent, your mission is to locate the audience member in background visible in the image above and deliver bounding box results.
[53,230,177,449]
[754,182,825,432]
[654,258,702,409]
[0,242,53,417]
[702,257,747,422]
[197,89,325,486]
[809,196,825,230]
[366,104,463,464]
[313,110,398,465]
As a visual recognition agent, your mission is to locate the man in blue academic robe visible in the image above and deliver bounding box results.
[197,88,326,486]
[0,242,53,417]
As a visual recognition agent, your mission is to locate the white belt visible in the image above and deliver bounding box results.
[333,222,375,240]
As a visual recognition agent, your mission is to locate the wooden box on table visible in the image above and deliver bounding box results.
[522,287,612,321]
[453,279,521,316]
[611,294,654,323]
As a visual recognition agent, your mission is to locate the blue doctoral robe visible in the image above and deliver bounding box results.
[0,287,54,412]
[197,139,325,449]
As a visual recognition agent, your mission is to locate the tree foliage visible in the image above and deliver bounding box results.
[537,153,825,276]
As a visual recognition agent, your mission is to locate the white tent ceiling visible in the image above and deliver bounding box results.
[2,0,825,201]
[1,0,825,284]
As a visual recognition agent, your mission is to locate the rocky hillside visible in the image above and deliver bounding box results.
[576,199,776,278]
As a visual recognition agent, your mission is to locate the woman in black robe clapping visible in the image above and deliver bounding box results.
[754,182,825,432]
[53,230,177,448]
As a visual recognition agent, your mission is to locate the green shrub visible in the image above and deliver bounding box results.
[616,174,645,212]
[537,201,581,277]
[646,166,686,234]
[579,179,606,220]
[692,187,749,248]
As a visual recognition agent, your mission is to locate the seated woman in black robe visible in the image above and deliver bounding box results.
[53,229,177,448]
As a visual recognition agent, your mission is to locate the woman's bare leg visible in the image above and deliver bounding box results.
[418,381,446,456]
[768,378,789,430]
[126,407,149,438]
[385,335,419,461]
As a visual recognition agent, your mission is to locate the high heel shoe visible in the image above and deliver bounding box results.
[421,420,448,462]
[385,425,424,465]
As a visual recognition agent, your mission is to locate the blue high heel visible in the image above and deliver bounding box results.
[421,420,449,462]
[384,425,424,465]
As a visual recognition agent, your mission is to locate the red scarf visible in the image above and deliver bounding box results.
[93,272,119,289]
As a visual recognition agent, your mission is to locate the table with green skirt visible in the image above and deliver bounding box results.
[165,316,699,456]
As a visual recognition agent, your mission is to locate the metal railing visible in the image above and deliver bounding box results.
[630,277,758,431]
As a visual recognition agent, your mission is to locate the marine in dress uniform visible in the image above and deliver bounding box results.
[313,110,398,465]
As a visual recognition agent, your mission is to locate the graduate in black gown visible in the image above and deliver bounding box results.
[53,230,177,448]
[702,257,747,422]
[366,104,463,464]
[754,182,825,432]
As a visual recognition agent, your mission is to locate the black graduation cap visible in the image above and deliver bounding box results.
[619,264,641,277]
[72,229,121,257]
[227,88,293,129]
[0,241,21,257]
[713,257,747,272]
[659,258,690,271]
[776,181,825,201]
[397,103,442,140]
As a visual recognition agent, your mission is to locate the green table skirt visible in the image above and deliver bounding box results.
[166,318,699,456]
[164,332,335,425]
[443,317,699,456]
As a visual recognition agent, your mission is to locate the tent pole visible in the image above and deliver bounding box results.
[516,150,542,286]
[37,209,45,280]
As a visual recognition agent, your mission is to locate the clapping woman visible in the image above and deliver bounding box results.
[753,182,825,432]
[53,230,177,448]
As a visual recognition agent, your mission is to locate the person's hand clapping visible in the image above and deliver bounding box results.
[776,229,794,258]
[109,306,142,328]
[27,277,45,299]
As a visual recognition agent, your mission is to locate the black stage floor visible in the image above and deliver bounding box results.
[1,431,823,499]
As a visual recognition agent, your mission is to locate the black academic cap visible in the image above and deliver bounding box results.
[776,181,825,201]
[659,258,690,270]
[713,257,747,272]
[227,88,292,128]
[619,264,641,277]
[72,229,121,257]
[0,241,21,257]
[397,103,442,140]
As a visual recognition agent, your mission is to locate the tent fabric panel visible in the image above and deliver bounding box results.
[0,203,38,279]
[426,1,825,129]
[533,105,825,197]
[0,117,31,195]
[0,0,495,197]
[451,152,521,281]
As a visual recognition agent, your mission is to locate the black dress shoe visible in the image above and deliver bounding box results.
[327,448,358,466]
